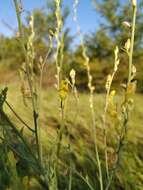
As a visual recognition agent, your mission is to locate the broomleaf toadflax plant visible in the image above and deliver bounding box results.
[103,46,120,182]
[73,0,103,190]
[105,0,137,189]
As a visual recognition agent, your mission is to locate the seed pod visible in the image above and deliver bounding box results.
[105,74,112,91]
[125,39,131,52]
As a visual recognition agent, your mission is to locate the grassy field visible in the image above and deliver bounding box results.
[2,82,143,189]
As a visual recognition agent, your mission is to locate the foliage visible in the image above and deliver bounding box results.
[92,0,143,57]
[0,0,73,70]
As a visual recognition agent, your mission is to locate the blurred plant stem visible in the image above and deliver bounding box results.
[13,0,41,166]
[128,3,137,84]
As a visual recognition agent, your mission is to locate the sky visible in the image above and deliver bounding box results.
[0,0,99,38]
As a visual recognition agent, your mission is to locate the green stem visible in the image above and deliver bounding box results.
[68,157,72,190]
[38,45,53,163]
[13,0,41,163]
[13,0,26,55]
[68,85,78,190]
[56,100,65,159]
[128,5,137,84]
[5,100,34,133]
[103,71,116,181]
[105,113,128,190]
[91,106,103,190]
[75,170,96,190]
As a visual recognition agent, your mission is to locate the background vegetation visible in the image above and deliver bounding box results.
[0,0,143,190]
[1,0,143,92]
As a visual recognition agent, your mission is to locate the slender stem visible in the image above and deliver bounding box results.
[103,114,109,181]
[56,100,65,159]
[5,100,35,133]
[73,0,103,188]
[91,105,103,190]
[68,157,72,190]
[103,71,116,181]
[13,0,40,162]
[13,0,26,55]
[60,160,96,190]
[67,125,72,190]
[68,85,78,190]
[128,5,137,84]
[103,91,111,181]
[75,170,96,190]
[38,66,44,165]
[105,113,128,190]
[38,43,53,163]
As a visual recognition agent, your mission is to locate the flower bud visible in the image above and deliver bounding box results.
[16,32,20,38]
[70,69,76,85]
[131,0,137,7]
[132,65,136,75]
[122,21,131,28]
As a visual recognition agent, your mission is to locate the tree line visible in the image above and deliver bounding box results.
[0,0,143,92]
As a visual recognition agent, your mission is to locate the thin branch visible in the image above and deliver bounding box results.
[5,100,35,133]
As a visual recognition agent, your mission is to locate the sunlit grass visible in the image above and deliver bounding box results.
[3,81,143,189]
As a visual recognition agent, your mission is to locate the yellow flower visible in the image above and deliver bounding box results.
[109,110,118,119]
[108,90,116,105]
[126,81,136,96]
[59,80,69,100]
